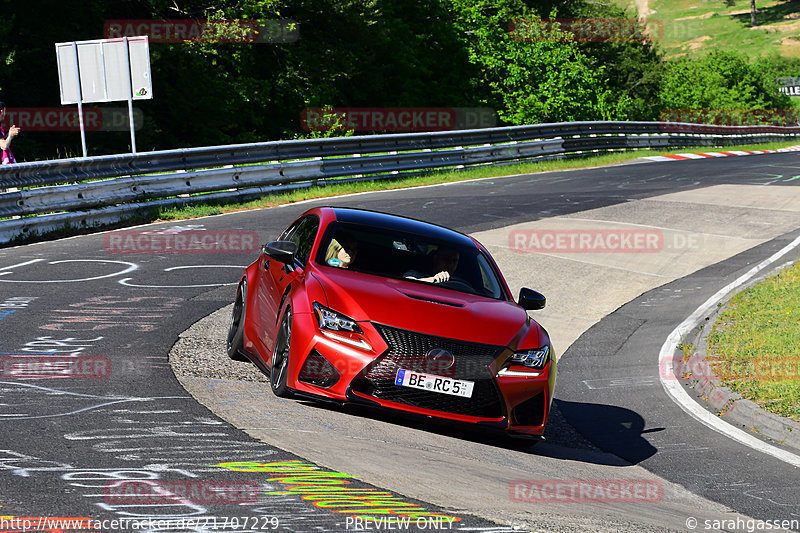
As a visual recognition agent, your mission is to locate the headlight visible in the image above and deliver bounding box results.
[509,346,550,370]
[313,302,363,333]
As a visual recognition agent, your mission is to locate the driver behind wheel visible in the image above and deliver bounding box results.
[404,247,460,284]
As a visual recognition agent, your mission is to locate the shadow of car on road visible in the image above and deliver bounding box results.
[552,398,662,465]
[293,395,659,467]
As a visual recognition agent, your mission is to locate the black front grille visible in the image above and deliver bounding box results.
[350,325,506,418]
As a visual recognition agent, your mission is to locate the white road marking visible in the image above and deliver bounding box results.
[118,265,246,288]
[0,381,189,420]
[0,260,138,283]
[659,234,800,468]
[163,265,247,271]
[0,259,45,270]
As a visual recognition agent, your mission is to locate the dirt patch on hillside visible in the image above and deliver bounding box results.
[754,19,800,34]
[675,12,715,21]
[781,37,800,49]
[685,35,712,50]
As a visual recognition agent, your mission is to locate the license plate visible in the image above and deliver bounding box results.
[395,369,474,398]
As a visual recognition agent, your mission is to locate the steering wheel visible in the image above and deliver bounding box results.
[438,276,474,292]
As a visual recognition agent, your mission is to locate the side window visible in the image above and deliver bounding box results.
[281,215,319,266]
[476,253,503,299]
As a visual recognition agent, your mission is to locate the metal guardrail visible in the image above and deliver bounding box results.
[1,120,799,244]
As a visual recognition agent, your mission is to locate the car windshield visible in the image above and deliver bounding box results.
[316,221,506,300]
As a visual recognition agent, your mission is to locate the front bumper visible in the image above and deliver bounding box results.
[285,315,554,435]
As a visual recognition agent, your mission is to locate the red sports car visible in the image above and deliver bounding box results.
[226,207,555,436]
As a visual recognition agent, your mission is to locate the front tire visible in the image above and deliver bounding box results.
[270,307,292,397]
[226,280,248,361]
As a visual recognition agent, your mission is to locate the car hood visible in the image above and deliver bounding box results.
[310,267,538,348]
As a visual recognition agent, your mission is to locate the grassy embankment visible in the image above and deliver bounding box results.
[707,262,800,422]
[3,140,799,245]
[611,0,800,423]
[613,0,800,59]
[152,140,800,221]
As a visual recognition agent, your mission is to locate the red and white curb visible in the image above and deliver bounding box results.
[645,145,800,162]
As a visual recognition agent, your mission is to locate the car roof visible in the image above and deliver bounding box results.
[329,207,478,249]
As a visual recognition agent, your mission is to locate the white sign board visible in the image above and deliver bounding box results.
[55,36,152,155]
[55,36,152,105]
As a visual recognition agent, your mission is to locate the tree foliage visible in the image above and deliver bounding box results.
[659,50,791,111]
[446,0,626,124]
[0,0,795,160]
[543,0,665,121]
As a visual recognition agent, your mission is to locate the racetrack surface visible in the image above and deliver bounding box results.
[2,153,799,532]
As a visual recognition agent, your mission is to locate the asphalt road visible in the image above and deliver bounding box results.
[1,153,799,532]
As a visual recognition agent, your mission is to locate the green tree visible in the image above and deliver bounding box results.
[538,1,665,121]
[0,0,122,158]
[446,0,625,124]
[147,0,474,142]
[659,50,793,125]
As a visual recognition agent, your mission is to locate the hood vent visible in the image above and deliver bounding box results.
[403,292,464,308]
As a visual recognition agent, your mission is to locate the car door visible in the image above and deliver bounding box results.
[257,214,320,361]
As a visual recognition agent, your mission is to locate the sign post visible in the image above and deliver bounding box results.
[122,37,136,153]
[55,36,152,156]
[70,42,88,157]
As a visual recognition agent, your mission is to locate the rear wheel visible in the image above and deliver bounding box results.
[270,307,292,397]
[226,280,248,361]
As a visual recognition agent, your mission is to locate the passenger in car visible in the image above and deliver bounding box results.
[324,233,358,268]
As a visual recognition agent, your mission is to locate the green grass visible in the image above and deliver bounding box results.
[707,261,800,422]
[613,0,800,58]
[149,140,800,222]
[152,151,641,220]
[4,140,800,246]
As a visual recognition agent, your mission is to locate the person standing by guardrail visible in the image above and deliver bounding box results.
[0,101,20,165]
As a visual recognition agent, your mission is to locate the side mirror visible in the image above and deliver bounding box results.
[263,240,298,264]
[518,288,546,311]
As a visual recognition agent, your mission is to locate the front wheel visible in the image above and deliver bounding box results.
[270,307,292,397]
[226,280,248,361]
